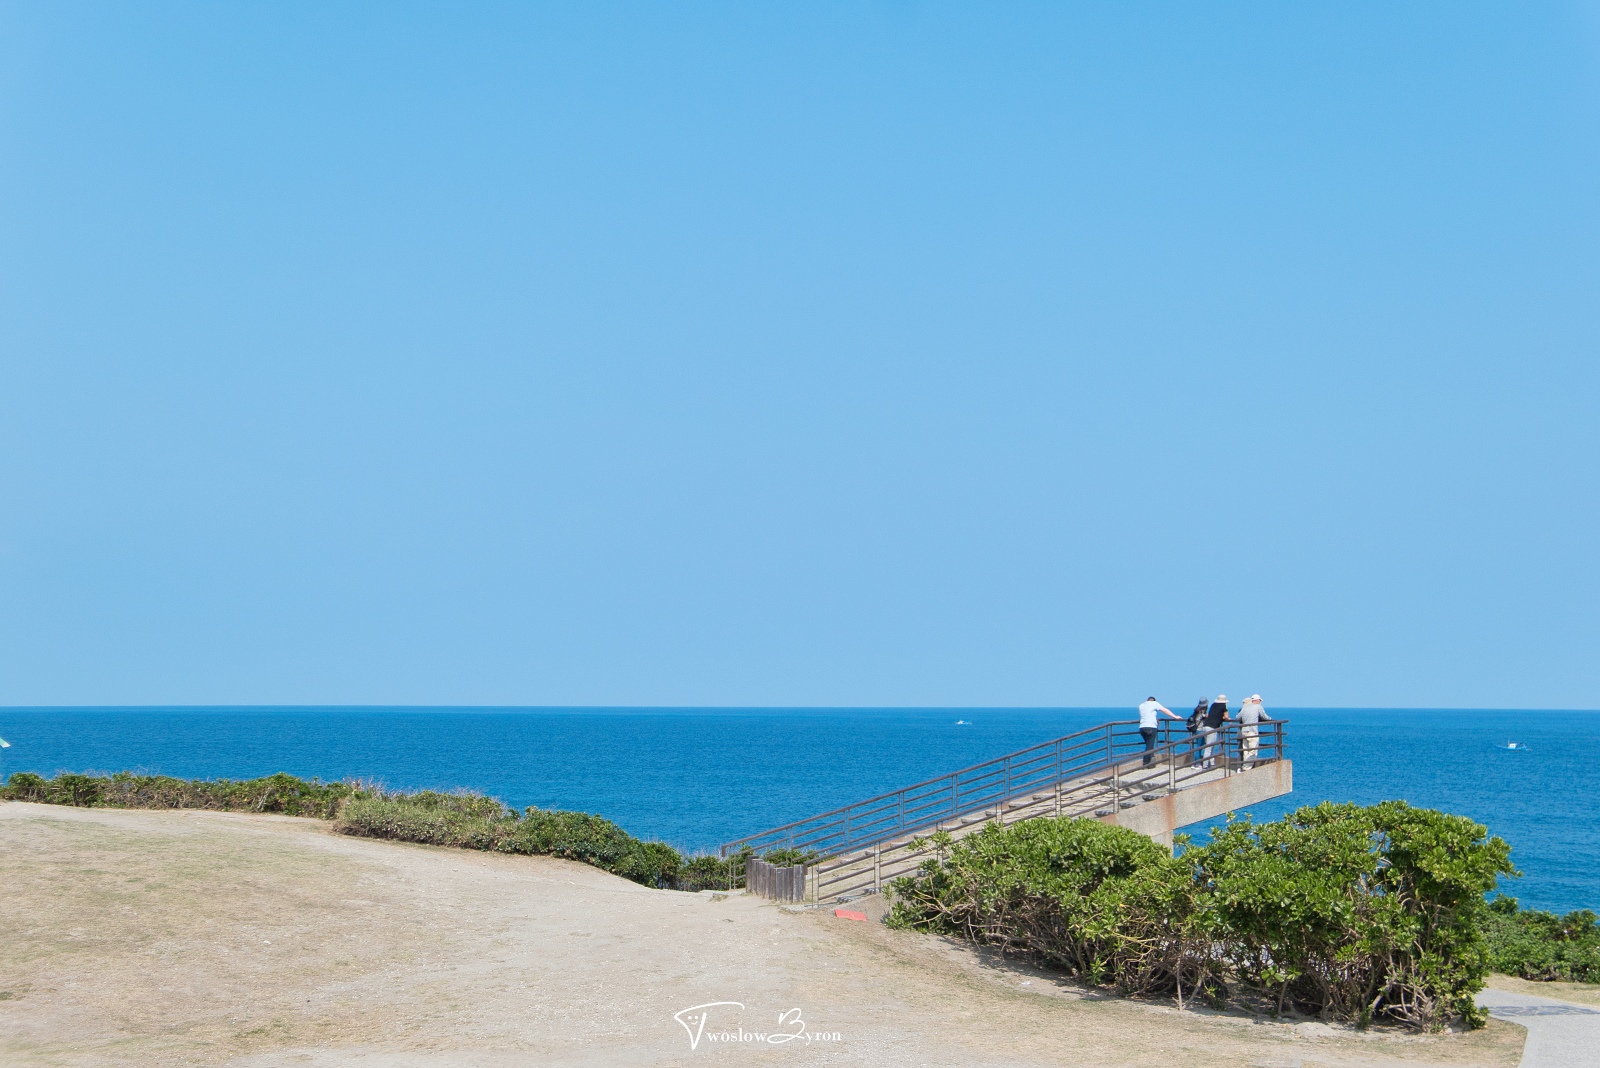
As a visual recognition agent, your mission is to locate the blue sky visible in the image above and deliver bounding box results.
[1,3,1596,708]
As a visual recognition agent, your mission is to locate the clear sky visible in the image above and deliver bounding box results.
[1,3,1596,709]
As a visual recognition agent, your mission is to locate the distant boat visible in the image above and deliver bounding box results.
[954,720,972,726]
[0,736,9,748]
[1499,741,1525,750]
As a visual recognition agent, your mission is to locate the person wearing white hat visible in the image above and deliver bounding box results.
[1238,695,1271,769]
[1201,694,1230,770]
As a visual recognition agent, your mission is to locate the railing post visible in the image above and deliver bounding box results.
[1054,737,1063,816]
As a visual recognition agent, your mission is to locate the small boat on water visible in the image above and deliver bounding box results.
[1498,741,1525,750]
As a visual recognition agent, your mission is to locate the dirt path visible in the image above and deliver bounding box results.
[0,802,1528,1067]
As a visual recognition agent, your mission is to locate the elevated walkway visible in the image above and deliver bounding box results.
[721,718,1292,903]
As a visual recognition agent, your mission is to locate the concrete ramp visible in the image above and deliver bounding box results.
[1099,759,1293,847]
[724,719,1294,903]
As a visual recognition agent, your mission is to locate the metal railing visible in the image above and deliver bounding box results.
[720,717,1286,902]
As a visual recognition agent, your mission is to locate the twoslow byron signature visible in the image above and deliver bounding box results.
[672,1002,842,1050]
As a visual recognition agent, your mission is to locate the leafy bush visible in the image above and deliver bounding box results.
[677,852,746,892]
[513,807,682,887]
[886,819,1211,999]
[888,802,1515,1030]
[1197,801,1513,1029]
[1484,896,1600,983]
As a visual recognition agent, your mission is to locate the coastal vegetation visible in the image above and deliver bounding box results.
[8,770,1596,1010]
[1484,895,1600,983]
[0,769,354,816]
[334,788,742,890]
[0,770,741,892]
[886,802,1515,1031]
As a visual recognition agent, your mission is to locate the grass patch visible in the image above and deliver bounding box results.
[0,770,352,817]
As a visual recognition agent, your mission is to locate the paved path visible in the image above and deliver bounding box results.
[1478,987,1600,1068]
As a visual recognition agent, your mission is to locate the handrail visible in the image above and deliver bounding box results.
[720,717,1287,862]
[719,719,1145,855]
[725,718,1125,845]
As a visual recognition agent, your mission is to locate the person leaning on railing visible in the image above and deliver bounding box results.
[1201,695,1230,769]
[1186,697,1208,767]
[1237,694,1271,769]
[1137,697,1183,767]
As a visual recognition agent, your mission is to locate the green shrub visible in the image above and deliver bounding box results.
[333,792,515,849]
[1195,801,1513,1029]
[677,852,745,892]
[1484,896,1600,983]
[333,792,712,891]
[513,808,680,885]
[759,846,822,868]
[888,802,1515,1030]
[0,770,353,817]
[887,820,1211,999]
[2,772,47,801]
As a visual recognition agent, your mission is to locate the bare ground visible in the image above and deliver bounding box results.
[0,802,1529,1068]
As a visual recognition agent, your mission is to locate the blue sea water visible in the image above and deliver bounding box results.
[1,706,1595,913]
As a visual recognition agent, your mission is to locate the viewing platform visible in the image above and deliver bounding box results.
[723,718,1292,904]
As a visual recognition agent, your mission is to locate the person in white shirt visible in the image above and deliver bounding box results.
[1237,694,1271,768]
[1137,697,1182,767]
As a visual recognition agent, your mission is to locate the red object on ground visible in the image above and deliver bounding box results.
[833,909,867,922]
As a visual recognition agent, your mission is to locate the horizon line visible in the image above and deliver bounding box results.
[2,703,1597,714]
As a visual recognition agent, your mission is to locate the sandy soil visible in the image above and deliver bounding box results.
[0,801,1530,1068]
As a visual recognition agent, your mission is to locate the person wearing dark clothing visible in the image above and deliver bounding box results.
[1201,694,1230,769]
[1186,698,1208,767]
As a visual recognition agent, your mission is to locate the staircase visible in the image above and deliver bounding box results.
[720,718,1291,904]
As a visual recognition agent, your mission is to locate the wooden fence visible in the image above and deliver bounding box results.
[745,856,811,903]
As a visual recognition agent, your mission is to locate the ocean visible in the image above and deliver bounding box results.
[2,706,1594,913]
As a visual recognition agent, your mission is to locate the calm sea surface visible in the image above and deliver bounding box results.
[2,707,1594,913]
